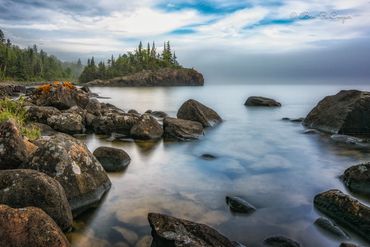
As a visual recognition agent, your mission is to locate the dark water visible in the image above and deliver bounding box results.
[67,84,370,247]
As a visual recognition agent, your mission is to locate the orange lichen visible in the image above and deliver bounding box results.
[37,81,76,94]
[62,81,75,90]
[37,84,52,93]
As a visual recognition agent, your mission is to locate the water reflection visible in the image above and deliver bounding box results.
[70,85,370,247]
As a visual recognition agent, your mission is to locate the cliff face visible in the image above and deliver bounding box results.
[85,68,204,87]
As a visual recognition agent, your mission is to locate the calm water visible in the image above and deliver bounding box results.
[68,84,370,247]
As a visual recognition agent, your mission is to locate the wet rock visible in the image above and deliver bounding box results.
[47,113,85,134]
[200,154,217,160]
[112,226,138,245]
[22,133,111,216]
[135,235,152,247]
[0,204,70,247]
[314,217,349,239]
[245,96,281,107]
[130,114,163,140]
[339,243,358,247]
[151,111,168,118]
[303,90,370,135]
[282,117,304,123]
[67,232,109,247]
[342,162,370,196]
[303,129,320,135]
[314,189,370,242]
[177,99,222,127]
[226,196,256,214]
[26,105,61,124]
[163,117,203,141]
[0,169,73,231]
[93,146,131,172]
[148,212,237,247]
[330,134,365,145]
[0,120,30,169]
[263,236,300,247]
[128,109,139,115]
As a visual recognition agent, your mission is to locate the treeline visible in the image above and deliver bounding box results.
[0,29,83,82]
[79,41,181,83]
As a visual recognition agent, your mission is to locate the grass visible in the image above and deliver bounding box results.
[0,97,40,140]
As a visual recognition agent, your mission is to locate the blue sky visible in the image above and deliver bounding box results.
[1,0,370,82]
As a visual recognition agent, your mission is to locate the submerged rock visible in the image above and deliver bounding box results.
[200,153,217,160]
[148,212,237,247]
[22,133,111,215]
[47,113,85,134]
[263,236,300,247]
[245,96,281,107]
[0,169,73,231]
[339,243,358,247]
[93,146,131,172]
[0,204,70,247]
[303,90,370,135]
[130,114,163,140]
[0,120,30,169]
[226,196,256,214]
[313,189,370,242]
[177,99,222,127]
[330,134,366,146]
[314,217,349,239]
[163,117,203,141]
[342,162,370,196]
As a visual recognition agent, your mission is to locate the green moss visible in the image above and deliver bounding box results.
[0,97,40,140]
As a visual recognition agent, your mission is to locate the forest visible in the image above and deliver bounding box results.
[0,29,82,82]
[79,41,182,83]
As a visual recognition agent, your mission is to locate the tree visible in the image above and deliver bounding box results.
[0,29,5,43]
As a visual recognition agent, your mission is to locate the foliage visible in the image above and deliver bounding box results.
[0,29,83,82]
[0,97,40,140]
[79,41,181,83]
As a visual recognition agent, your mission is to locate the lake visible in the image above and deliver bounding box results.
[68,84,370,247]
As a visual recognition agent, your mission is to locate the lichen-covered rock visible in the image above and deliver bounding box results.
[0,169,72,231]
[93,146,131,172]
[22,133,111,215]
[0,204,70,247]
[244,96,281,107]
[304,90,370,135]
[342,162,370,196]
[314,189,370,242]
[0,120,30,169]
[26,105,61,124]
[163,117,203,141]
[130,114,163,140]
[177,99,222,127]
[148,212,237,247]
[91,112,140,135]
[47,113,85,134]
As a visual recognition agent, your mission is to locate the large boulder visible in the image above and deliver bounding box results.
[148,213,237,247]
[244,96,281,107]
[26,105,61,124]
[314,189,370,242]
[93,147,131,172]
[22,133,111,215]
[303,90,370,135]
[130,114,163,140]
[47,113,85,134]
[163,117,203,141]
[342,162,370,196]
[177,99,222,127]
[0,204,70,247]
[0,169,72,231]
[90,112,140,135]
[0,120,30,169]
[30,82,89,110]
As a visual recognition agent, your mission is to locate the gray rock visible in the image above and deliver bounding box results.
[263,236,300,247]
[47,113,85,134]
[163,117,203,141]
[200,154,217,160]
[26,105,61,124]
[177,99,222,127]
[130,114,163,140]
[342,162,370,196]
[226,196,256,214]
[93,146,131,172]
[245,96,281,107]
[314,217,350,239]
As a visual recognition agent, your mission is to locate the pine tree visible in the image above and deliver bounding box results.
[0,29,5,43]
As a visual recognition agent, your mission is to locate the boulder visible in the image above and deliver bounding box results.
[226,196,256,214]
[26,105,61,124]
[177,99,222,127]
[0,84,26,98]
[130,114,163,140]
[47,113,85,134]
[148,213,237,247]
[151,111,168,118]
[0,169,72,231]
[91,112,140,135]
[342,162,370,196]
[22,133,111,215]
[244,96,281,107]
[314,189,370,242]
[163,117,203,141]
[314,217,349,239]
[85,98,101,115]
[303,90,370,135]
[93,147,131,172]
[0,120,30,169]
[263,236,300,247]
[0,204,70,247]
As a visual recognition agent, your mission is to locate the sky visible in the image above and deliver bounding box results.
[1,0,370,83]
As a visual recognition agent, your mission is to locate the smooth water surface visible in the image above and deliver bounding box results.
[68,84,370,247]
